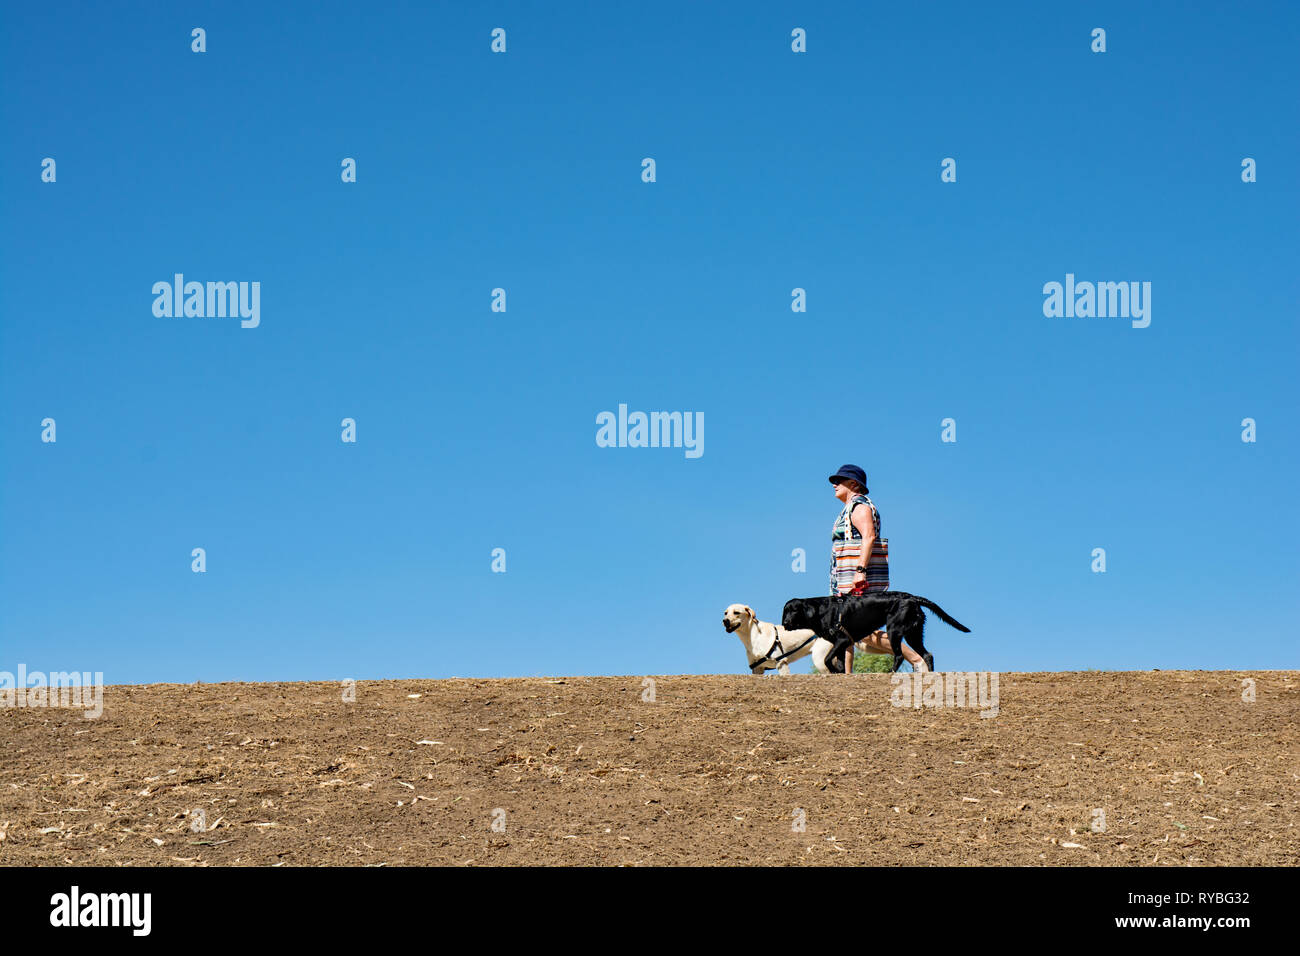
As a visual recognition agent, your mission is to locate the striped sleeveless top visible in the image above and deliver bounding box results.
[829,494,890,595]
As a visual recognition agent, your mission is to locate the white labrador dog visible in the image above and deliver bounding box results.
[722,604,833,675]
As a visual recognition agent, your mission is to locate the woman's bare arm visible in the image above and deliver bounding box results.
[850,504,875,583]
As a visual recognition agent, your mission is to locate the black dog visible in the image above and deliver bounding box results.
[781,591,971,674]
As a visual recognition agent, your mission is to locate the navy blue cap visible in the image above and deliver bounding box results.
[827,464,868,494]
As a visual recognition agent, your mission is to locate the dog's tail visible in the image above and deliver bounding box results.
[919,598,971,633]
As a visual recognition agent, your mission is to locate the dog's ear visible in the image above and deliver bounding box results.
[744,605,754,620]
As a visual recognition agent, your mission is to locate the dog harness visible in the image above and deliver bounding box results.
[750,627,818,673]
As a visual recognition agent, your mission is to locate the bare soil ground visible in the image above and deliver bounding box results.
[1,671,1296,866]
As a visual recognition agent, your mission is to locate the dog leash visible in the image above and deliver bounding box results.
[832,585,863,641]
[825,583,870,671]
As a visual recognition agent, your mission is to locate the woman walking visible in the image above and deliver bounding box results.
[827,464,928,672]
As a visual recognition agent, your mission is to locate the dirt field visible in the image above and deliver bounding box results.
[1,671,1296,866]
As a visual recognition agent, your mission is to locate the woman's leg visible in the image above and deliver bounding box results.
[856,631,928,671]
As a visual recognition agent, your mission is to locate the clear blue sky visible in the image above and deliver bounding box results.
[2,1,1297,683]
